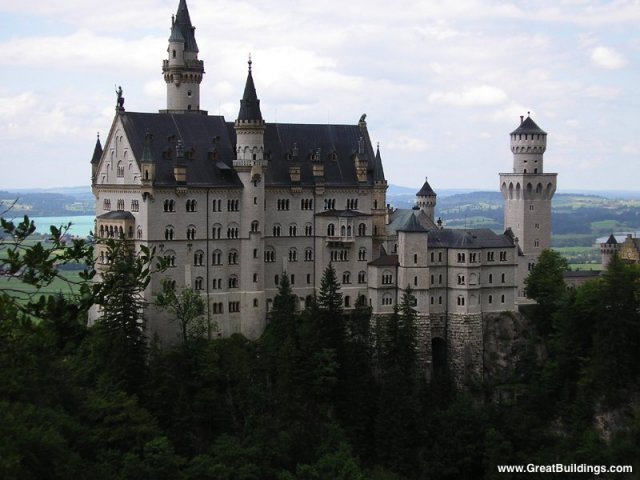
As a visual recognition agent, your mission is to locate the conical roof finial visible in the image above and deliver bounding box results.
[248,53,252,73]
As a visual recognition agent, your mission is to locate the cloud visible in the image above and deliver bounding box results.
[591,46,628,70]
[385,136,429,152]
[429,85,508,107]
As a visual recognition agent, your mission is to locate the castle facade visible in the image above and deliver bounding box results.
[91,0,557,379]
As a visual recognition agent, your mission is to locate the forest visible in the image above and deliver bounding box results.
[1,216,639,479]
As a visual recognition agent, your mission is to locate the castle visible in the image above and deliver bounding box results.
[90,0,557,380]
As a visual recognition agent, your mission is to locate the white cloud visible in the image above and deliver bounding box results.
[429,85,508,107]
[386,136,429,152]
[591,46,628,70]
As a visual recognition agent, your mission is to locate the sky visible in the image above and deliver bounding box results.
[0,0,638,192]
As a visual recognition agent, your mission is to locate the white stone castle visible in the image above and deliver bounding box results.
[90,0,556,374]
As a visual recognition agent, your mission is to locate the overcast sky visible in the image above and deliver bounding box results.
[0,0,638,192]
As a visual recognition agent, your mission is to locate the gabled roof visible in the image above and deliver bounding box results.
[416,177,436,197]
[237,63,262,122]
[91,136,103,164]
[97,211,135,220]
[171,0,198,53]
[511,115,546,135]
[397,213,427,233]
[387,209,438,235]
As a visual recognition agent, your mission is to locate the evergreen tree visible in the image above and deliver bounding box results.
[317,263,344,353]
[156,283,206,346]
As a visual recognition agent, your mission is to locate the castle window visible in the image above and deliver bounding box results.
[487,251,495,262]
[289,224,297,236]
[457,252,465,263]
[304,223,313,236]
[534,239,540,247]
[501,294,505,303]
[227,199,239,211]
[136,226,142,239]
[529,204,535,211]
[304,248,313,261]
[438,296,442,305]
[469,253,477,263]
[382,294,393,306]
[439,274,442,284]
[253,299,258,308]
[535,223,540,230]
[186,199,197,212]
[346,198,358,210]
[227,224,239,239]
[229,301,240,313]
[430,296,434,305]
[430,274,434,285]
[414,276,418,286]
[212,199,222,212]
[342,272,351,284]
[253,248,258,259]
[212,224,222,239]
[187,90,192,97]
[301,198,313,210]
[251,220,259,233]
[186,225,196,240]
[323,198,336,210]
[289,248,298,262]
[228,275,238,289]
[277,199,290,211]
[414,253,418,264]
[457,274,465,285]
[488,295,493,304]
[457,296,465,306]
[273,224,281,237]
[344,296,350,308]
[358,271,366,284]
[130,200,139,212]
[212,278,222,289]
[358,247,367,261]
[103,199,111,211]
[228,250,238,265]
[164,199,175,212]
[327,223,335,237]
[212,302,223,314]
[172,49,176,58]
[438,252,443,262]
[275,275,279,286]
[117,161,124,177]
[501,273,506,283]
[307,274,311,284]
[264,247,275,263]
[341,225,346,236]
[358,223,366,236]
[164,226,174,241]
[193,250,204,266]
[500,251,507,261]
[163,250,176,267]
[194,277,204,291]
[382,270,393,285]
[117,199,125,211]
[253,273,258,283]
[212,250,222,265]
[489,274,493,284]
[374,225,378,235]
[290,274,295,285]
[430,252,435,262]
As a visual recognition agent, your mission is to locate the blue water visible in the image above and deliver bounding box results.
[5,215,96,238]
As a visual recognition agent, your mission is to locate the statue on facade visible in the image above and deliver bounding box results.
[115,85,125,109]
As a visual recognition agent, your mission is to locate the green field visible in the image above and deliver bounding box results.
[0,270,85,303]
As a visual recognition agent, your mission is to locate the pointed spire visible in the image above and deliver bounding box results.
[170,0,198,52]
[417,177,436,197]
[372,141,385,183]
[237,55,263,122]
[91,133,103,164]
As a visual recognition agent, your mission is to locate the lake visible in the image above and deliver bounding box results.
[6,215,96,238]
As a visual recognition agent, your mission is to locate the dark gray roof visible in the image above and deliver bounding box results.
[120,112,241,187]
[427,228,515,249]
[316,209,371,217]
[172,0,198,53]
[387,209,437,235]
[511,115,546,135]
[397,213,427,233]
[564,270,601,278]
[605,234,618,245]
[417,178,436,197]
[369,254,399,267]
[97,211,135,220]
[237,66,262,122]
[115,111,382,188]
[91,137,103,164]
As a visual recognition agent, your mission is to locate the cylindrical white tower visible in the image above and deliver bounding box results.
[510,113,547,174]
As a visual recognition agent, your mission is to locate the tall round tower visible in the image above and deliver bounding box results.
[600,234,618,270]
[161,0,205,114]
[510,113,547,174]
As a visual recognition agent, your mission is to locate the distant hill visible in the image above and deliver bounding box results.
[0,187,94,217]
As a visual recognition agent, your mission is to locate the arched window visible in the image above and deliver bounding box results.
[327,223,335,236]
[227,223,239,239]
[251,220,259,233]
[358,247,367,261]
[358,271,366,283]
[264,247,275,263]
[193,250,204,266]
[341,225,346,236]
[288,248,298,262]
[382,270,393,285]
[304,223,313,236]
[228,249,238,265]
[273,224,281,237]
[163,250,176,267]
[117,161,124,177]
[342,271,351,284]
[304,248,313,261]
[164,225,174,241]
[194,277,204,290]
[382,294,393,306]
[358,223,366,236]
[228,275,238,289]
[212,223,222,239]
[186,225,196,240]
[212,250,222,265]
[289,224,297,237]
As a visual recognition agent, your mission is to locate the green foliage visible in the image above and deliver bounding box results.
[524,249,568,334]
[156,282,207,345]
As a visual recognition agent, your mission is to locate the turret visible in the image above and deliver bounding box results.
[600,234,618,270]
[510,112,547,174]
[162,0,205,114]
[234,56,266,169]
[416,177,437,221]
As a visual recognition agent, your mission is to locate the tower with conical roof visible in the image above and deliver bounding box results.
[371,141,388,254]
[162,0,205,113]
[500,113,557,295]
[416,177,437,221]
[234,57,268,337]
